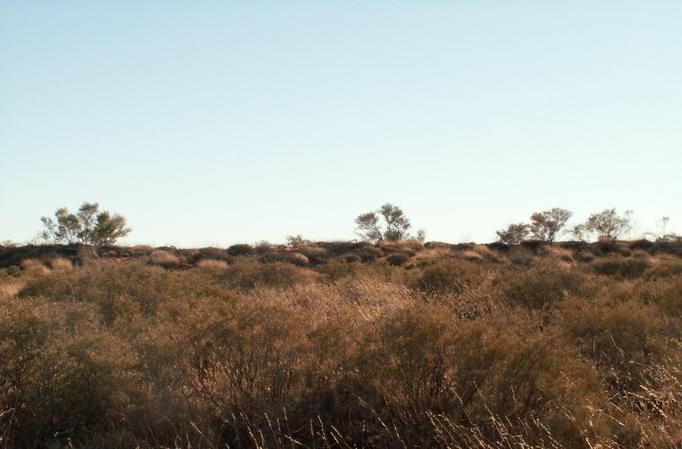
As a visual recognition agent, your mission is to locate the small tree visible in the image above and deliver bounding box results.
[89,211,131,246]
[496,223,530,245]
[530,208,572,242]
[286,234,310,248]
[585,208,632,241]
[40,202,130,246]
[355,203,413,242]
[568,224,588,242]
[40,208,81,244]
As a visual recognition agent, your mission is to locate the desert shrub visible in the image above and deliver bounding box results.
[359,308,606,448]
[593,256,651,279]
[413,260,479,296]
[629,239,655,252]
[546,245,574,263]
[342,253,361,263]
[317,259,360,283]
[594,239,621,255]
[191,247,230,263]
[254,240,277,254]
[359,246,382,262]
[425,241,453,250]
[186,299,309,418]
[654,235,682,255]
[559,298,677,395]
[387,252,410,266]
[631,249,650,259]
[644,259,682,279]
[635,276,682,318]
[298,246,328,264]
[259,262,307,288]
[574,251,596,263]
[520,239,547,253]
[3,246,682,448]
[18,264,211,321]
[380,242,418,257]
[221,259,304,289]
[0,300,136,448]
[509,247,535,266]
[500,265,591,310]
[6,265,21,277]
[270,251,309,267]
[227,243,254,256]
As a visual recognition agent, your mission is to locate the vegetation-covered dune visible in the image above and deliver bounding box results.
[1,239,681,448]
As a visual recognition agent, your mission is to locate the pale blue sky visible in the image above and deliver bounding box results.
[1,1,681,246]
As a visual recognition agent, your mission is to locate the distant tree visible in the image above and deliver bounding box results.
[355,203,413,242]
[89,211,131,246]
[40,208,80,244]
[584,208,632,241]
[530,208,572,242]
[286,234,311,248]
[568,224,589,242]
[496,223,530,245]
[656,216,671,238]
[653,216,680,242]
[40,202,130,246]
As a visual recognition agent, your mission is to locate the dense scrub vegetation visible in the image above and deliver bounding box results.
[0,240,681,449]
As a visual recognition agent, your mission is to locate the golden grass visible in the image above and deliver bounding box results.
[196,258,229,270]
[49,257,73,271]
[148,249,180,266]
[461,249,484,261]
[0,280,22,300]
[19,258,50,275]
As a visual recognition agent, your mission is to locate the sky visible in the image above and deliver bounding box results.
[1,1,681,247]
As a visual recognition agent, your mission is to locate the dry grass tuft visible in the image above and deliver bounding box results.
[49,257,73,271]
[461,249,484,261]
[149,250,180,267]
[0,280,22,300]
[19,258,50,275]
[196,258,228,270]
